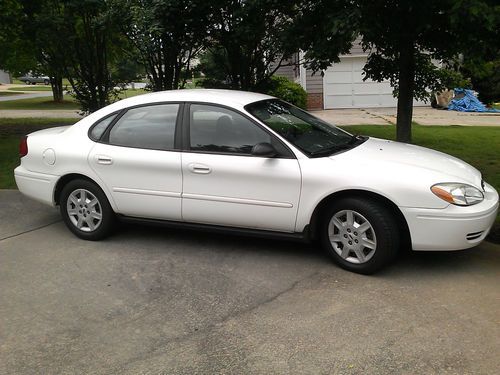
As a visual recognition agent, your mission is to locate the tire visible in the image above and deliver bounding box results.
[60,179,115,240]
[320,197,400,274]
[44,79,50,85]
[25,80,31,85]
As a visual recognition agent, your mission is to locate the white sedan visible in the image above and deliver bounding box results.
[14,90,499,274]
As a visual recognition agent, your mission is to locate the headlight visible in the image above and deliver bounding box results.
[431,183,484,206]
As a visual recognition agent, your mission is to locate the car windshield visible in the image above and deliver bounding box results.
[245,99,363,157]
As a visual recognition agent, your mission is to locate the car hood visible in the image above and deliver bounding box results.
[331,137,482,188]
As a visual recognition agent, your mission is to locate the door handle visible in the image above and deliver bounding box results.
[188,163,211,174]
[96,155,113,165]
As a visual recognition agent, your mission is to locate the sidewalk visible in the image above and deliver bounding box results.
[314,107,500,126]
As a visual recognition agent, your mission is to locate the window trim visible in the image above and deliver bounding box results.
[183,102,296,159]
[88,102,185,152]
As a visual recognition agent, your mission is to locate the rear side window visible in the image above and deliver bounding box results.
[90,113,118,141]
[108,104,179,150]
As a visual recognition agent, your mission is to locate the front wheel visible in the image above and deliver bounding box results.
[320,198,400,274]
[60,179,115,240]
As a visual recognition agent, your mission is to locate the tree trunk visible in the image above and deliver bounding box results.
[396,42,416,143]
[51,76,64,103]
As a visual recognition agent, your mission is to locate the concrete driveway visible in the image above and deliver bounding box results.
[1,190,499,374]
[314,107,500,126]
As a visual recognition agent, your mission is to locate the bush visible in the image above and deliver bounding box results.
[262,76,307,109]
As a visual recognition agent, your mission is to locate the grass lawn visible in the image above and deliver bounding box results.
[7,86,53,92]
[117,88,148,99]
[0,89,147,110]
[0,95,78,110]
[0,91,25,96]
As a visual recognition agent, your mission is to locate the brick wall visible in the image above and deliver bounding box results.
[307,93,323,110]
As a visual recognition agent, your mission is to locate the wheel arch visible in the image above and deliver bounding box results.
[54,173,111,207]
[308,189,412,249]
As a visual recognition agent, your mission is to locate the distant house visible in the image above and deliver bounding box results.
[0,69,12,84]
[275,38,426,110]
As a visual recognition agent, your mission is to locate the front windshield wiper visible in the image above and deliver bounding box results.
[309,135,367,157]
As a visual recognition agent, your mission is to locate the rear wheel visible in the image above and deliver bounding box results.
[320,198,399,274]
[60,179,115,240]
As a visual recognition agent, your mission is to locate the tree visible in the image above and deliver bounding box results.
[291,0,499,143]
[0,0,67,102]
[112,0,213,91]
[199,0,297,91]
[358,0,498,142]
[60,0,127,113]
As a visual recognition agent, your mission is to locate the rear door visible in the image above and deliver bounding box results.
[181,103,302,232]
[89,103,183,220]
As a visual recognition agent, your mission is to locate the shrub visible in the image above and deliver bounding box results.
[262,76,307,109]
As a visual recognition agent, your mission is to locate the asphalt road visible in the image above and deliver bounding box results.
[1,190,499,375]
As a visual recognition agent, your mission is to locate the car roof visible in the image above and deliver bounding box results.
[75,89,274,131]
[114,89,272,109]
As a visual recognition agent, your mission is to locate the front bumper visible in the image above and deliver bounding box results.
[14,166,59,206]
[401,182,498,251]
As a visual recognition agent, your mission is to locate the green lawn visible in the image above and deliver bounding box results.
[0,91,25,96]
[117,88,148,99]
[0,95,78,110]
[8,86,53,91]
[0,89,147,110]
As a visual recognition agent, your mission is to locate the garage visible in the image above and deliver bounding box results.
[323,56,397,109]
[323,56,425,109]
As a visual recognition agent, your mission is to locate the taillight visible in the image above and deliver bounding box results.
[19,136,28,157]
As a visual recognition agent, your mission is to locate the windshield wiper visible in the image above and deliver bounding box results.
[309,135,367,157]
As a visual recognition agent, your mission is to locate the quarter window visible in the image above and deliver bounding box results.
[90,113,118,141]
[108,104,179,150]
[189,104,271,154]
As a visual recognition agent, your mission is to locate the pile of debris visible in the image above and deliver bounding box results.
[447,88,499,112]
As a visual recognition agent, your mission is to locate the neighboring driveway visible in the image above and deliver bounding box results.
[1,190,499,374]
[314,107,500,126]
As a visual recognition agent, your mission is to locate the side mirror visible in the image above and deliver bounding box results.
[251,142,277,158]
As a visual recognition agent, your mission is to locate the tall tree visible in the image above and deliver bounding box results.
[0,0,67,102]
[291,0,499,143]
[113,0,213,91]
[61,0,125,113]
[200,0,297,91]
[358,0,498,142]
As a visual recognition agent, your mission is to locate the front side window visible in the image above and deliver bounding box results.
[108,104,179,150]
[245,99,363,157]
[189,104,272,154]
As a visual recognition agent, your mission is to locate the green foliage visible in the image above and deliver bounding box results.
[202,0,296,90]
[263,76,307,109]
[461,57,500,105]
[112,0,213,91]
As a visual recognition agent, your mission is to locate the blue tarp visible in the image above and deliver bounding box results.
[448,88,500,112]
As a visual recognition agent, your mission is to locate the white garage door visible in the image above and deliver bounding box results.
[323,57,424,109]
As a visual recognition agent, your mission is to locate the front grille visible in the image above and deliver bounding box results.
[466,231,484,241]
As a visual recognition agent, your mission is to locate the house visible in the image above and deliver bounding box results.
[0,69,12,84]
[275,38,426,110]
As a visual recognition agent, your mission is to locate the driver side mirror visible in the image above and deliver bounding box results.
[251,142,277,158]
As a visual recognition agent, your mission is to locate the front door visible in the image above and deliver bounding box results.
[181,103,301,232]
